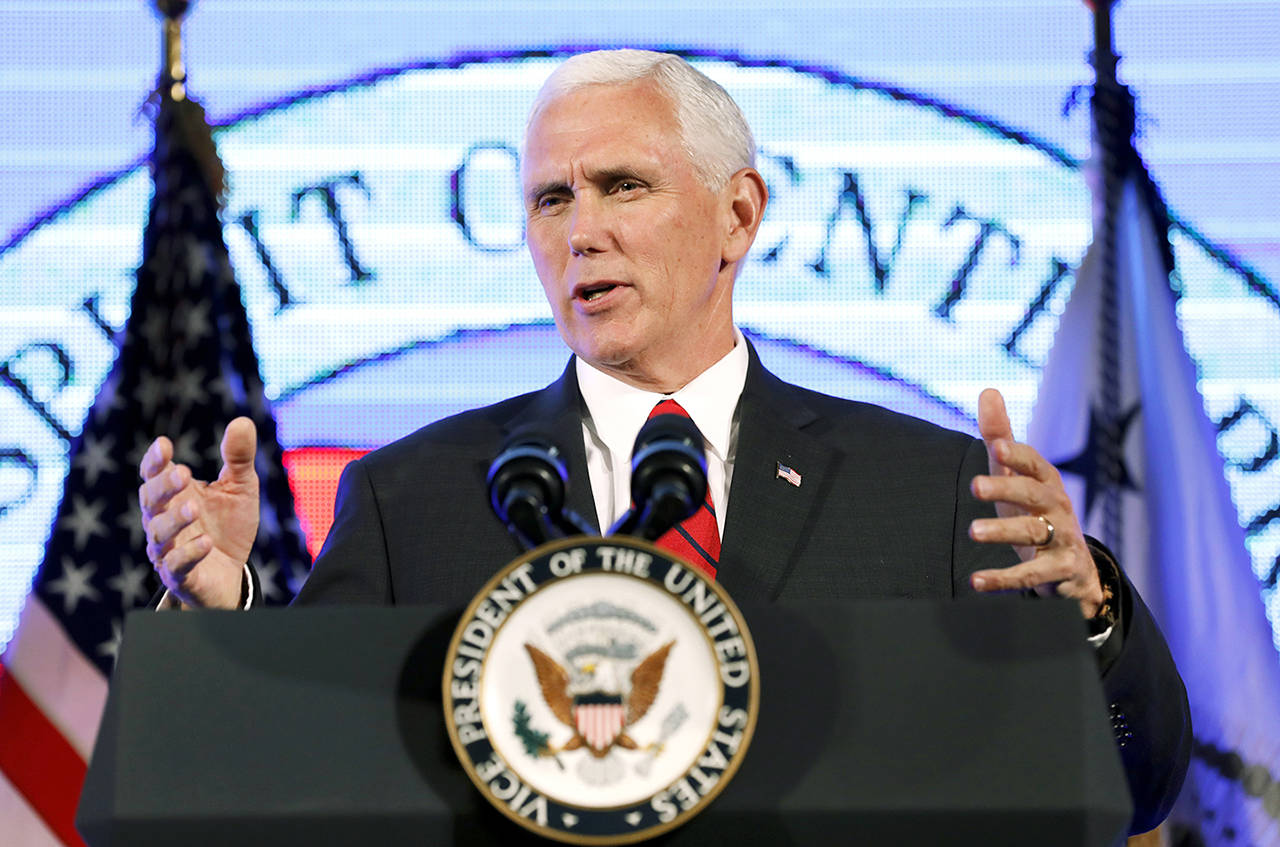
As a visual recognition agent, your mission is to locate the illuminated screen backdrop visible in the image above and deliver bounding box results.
[0,3,1277,657]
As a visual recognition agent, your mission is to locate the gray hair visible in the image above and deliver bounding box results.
[524,49,756,191]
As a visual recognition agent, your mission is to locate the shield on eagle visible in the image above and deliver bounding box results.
[573,694,627,752]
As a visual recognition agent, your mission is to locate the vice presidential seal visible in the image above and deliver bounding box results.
[443,537,759,844]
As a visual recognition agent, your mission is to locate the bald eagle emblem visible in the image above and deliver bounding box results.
[524,641,674,757]
[444,541,760,843]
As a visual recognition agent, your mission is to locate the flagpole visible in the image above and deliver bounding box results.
[1091,0,1117,85]
[1088,0,1129,553]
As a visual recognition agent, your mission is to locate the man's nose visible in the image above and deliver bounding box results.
[567,195,607,256]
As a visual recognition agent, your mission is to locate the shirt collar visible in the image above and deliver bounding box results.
[575,329,749,463]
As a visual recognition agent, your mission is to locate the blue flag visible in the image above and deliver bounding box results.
[1029,158,1280,843]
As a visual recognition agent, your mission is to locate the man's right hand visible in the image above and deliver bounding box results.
[138,417,261,609]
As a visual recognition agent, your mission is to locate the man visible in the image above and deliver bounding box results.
[138,50,1188,831]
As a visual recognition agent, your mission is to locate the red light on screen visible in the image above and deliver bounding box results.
[281,448,370,557]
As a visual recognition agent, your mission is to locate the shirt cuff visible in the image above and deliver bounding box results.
[1086,623,1116,650]
[154,562,254,611]
[242,562,255,610]
[1084,536,1126,671]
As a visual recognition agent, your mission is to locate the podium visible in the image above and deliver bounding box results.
[77,598,1132,845]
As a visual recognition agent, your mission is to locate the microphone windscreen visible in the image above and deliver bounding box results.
[487,426,568,523]
[629,413,707,524]
[632,412,704,458]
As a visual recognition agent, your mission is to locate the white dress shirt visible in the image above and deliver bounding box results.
[575,330,750,537]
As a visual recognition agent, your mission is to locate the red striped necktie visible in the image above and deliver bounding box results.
[648,399,719,579]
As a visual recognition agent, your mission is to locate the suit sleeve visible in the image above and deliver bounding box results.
[1098,567,1192,833]
[291,456,393,606]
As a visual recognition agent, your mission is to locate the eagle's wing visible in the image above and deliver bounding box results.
[626,640,674,726]
[523,644,575,728]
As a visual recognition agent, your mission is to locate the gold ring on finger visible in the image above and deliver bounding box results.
[1034,515,1055,548]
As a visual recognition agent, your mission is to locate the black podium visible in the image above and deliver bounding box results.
[77,598,1131,846]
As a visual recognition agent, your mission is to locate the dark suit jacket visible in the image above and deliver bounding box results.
[293,346,1190,833]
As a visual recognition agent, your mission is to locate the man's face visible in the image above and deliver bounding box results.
[521,80,737,390]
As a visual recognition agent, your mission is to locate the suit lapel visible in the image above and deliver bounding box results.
[717,346,838,602]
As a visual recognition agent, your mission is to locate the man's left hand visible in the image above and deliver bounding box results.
[968,388,1104,619]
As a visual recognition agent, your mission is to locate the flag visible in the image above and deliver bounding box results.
[1028,86,1280,844]
[0,65,311,847]
[775,462,802,487]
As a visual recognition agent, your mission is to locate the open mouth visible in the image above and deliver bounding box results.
[578,283,618,302]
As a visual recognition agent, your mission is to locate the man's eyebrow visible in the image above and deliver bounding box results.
[588,167,643,184]
[586,165,655,186]
[526,181,568,204]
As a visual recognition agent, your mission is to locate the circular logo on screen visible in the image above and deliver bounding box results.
[443,537,759,844]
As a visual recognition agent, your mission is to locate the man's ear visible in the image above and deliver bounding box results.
[721,168,769,266]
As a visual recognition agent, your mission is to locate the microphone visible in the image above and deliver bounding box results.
[487,427,570,550]
[611,413,708,541]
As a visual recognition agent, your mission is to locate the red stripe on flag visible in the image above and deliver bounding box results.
[0,665,88,847]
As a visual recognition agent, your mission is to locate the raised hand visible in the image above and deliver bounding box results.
[138,417,261,609]
[967,389,1103,619]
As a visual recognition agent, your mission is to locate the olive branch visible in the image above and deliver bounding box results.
[513,700,564,770]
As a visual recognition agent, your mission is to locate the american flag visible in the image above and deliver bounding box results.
[775,462,802,487]
[0,81,311,846]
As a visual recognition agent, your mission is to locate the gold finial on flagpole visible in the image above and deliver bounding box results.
[148,0,227,206]
[156,0,191,102]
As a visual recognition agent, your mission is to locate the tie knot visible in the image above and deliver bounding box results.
[648,398,688,421]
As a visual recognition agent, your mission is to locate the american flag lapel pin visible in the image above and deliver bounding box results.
[776,461,802,487]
